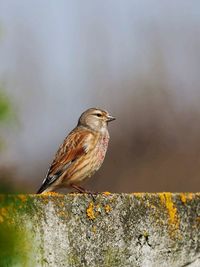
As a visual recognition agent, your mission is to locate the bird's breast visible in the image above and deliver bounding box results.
[95,130,110,166]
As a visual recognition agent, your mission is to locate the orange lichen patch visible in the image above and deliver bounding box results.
[159,193,180,236]
[59,202,65,207]
[188,193,194,200]
[58,211,67,217]
[180,193,187,204]
[103,191,111,196]
[180,193,199,203]
[0,207,7,217]
[104,204,112,214]
[86,202,96,220]
[180,193,196,201]
[18,195,27,202]
[0,207,9,223]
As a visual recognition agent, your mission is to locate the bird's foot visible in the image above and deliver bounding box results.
[71,184,98,200]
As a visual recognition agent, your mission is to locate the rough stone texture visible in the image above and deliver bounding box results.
[0,193,200,267]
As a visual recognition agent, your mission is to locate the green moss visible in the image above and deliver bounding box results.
[0,195,38,219]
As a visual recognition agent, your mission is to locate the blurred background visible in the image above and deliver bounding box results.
[0,1,200,193]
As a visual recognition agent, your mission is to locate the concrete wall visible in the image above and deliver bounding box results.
[0,193,200,267]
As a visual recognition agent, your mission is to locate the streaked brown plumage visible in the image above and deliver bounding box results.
[36,108,115,194]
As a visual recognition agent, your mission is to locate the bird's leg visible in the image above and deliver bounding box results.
[71,184,87,193]
[71,184,98,200]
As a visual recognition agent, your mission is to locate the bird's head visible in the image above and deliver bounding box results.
[78,108,115,131]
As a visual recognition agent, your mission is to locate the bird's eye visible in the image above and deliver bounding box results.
[95,113,102,117]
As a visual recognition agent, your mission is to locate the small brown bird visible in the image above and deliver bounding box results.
[36,108,115,194]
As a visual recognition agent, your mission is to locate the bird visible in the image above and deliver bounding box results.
[36,108,115,194]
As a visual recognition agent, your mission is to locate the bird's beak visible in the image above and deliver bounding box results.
[106,115,116,122]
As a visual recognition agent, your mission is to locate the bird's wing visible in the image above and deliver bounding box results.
[37,128,93,193]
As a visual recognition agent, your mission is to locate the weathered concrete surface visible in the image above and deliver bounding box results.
[0,193,200,267]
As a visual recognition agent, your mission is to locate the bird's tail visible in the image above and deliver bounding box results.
[36,183,51,194]
[36,185,46,194]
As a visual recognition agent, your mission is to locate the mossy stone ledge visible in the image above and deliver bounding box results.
[0,193,200,267]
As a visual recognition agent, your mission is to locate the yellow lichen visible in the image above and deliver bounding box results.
[159,193,180,236]
[92,226,97,233]
[86,202,96,220]
[103,191,111,196]
[143,231,148,237]
[188,193,194,200]
[180,193,187,204]
[0,207,7,217]
[60,202,65,207]
[105,204,112,214]
[0,207,9,223]
[18,195,27,202]
[0,215,3,223]
[58,211,66,217]
[133,193,145,198]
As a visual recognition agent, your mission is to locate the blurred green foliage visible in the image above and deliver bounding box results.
[0,197,34,265]
[0,222,29,266]
[0,89,13,123]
